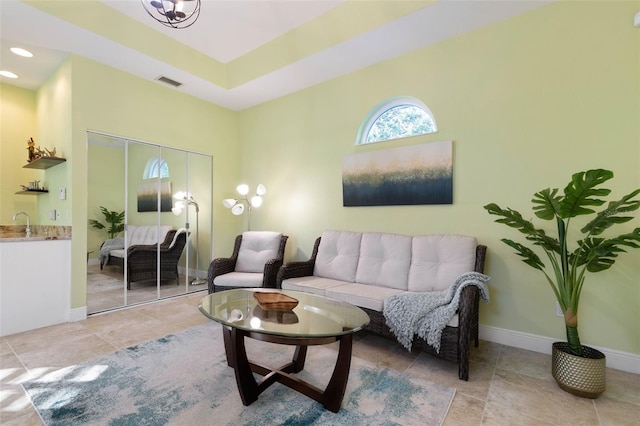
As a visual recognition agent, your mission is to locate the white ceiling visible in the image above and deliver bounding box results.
[0,0,553,111]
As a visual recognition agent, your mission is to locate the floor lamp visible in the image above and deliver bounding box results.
[172,191,206,285]
[222,184,266,231]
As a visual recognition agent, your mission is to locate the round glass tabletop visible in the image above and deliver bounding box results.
[199,288,370,338]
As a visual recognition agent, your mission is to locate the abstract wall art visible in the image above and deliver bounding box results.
[342,140,453,206]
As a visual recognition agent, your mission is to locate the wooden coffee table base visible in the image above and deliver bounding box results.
[222,326,353,413]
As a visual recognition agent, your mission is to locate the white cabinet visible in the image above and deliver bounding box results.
[0,240,71,336]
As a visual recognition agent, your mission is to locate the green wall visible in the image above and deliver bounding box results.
[0,84,38,224]
[237,1,640,354]
[1,1,638,356]
[35,55,240,310]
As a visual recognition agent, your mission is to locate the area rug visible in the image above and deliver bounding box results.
[23,322,455,425]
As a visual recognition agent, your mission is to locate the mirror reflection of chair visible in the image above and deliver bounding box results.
[207,231,288,293]
[104,227,189,290]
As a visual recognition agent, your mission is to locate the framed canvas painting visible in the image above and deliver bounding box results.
[342,140,453,206]
[137,181,172,212]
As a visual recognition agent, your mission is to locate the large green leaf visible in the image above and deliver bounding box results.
[559,169,611,218]
[582,189,640,236]
[484,203,559,252]
[532,188,561,220]
[501,239,545,270]
[583,230,640,272]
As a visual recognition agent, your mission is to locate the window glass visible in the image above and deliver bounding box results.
[143,157,169,179]
[357,97,437,145]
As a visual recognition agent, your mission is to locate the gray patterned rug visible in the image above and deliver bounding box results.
[22,322,455,425]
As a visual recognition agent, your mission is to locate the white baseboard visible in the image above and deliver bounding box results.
[479,325,640,374]
[69,306,87,322]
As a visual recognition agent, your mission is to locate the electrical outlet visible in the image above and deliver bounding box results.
[555,301,563,317]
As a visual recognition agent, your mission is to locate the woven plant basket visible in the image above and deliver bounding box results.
[552,342,606,399]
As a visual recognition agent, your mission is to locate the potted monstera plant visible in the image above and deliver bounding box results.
[89,206,125,240]
[484,169,640,398]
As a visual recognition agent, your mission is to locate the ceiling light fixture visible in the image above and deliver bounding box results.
[10,47,33,58]
[141,0,201,29]
[0,71,18,79]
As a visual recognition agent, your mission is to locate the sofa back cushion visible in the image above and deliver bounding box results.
[236,231,283,273]
[355,232,412,290]
[314,230,362,282]
[408,235,477,292]
[126,225,173,246]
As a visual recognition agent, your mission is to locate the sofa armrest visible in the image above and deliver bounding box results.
[457,285,480,346]
[276,237,321,288]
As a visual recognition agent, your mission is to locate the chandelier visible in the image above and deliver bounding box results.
[141,0,201,29]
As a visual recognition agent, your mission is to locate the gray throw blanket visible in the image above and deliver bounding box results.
[383,271,490,352]
[99,237,124,267]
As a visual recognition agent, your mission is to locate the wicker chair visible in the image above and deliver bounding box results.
[107,229,188,290]
[207,232,288,293]
[277,236,487,381]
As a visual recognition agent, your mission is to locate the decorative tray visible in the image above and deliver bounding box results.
[253,292,299,311]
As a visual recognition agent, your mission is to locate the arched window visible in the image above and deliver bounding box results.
[356,96,437,145]
[143,157,169,179]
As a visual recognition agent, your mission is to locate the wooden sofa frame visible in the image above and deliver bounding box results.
[105,229,188,290]
[276,236,487,381]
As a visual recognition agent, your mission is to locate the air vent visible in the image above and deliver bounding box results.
[156,76,182,87]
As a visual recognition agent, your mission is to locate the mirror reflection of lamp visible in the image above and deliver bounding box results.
[172,191,206,285]
[222,184,266,231]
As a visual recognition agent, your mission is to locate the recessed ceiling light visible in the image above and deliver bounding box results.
[10,47,33,58]
[0,71,19,79]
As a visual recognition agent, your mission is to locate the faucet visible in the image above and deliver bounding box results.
[12,211,31,237]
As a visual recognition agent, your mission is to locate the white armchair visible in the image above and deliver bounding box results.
[207,231,288,293]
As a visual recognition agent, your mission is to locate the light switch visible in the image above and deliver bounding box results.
[59,188,66,200]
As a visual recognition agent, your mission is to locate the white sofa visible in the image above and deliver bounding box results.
[276,230,487,380]
[107,225,174,260]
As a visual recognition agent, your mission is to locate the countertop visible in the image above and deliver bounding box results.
[0,225,71,242]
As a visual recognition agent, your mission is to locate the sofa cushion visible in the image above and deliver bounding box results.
[355,232,412,290]
[313,230,362,282]
[281,276,346,296]
[326,283,405,312]
[127,225,173,246]
[214,272,264,288]
[110,225,173,258]
[236,231,282,273]
[408,234,477,292]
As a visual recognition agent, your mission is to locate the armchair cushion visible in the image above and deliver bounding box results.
[214,272,265,288]
[235,231,283,273]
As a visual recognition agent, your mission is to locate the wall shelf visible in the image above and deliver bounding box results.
[15,190,49,195]
[23,156,66,170]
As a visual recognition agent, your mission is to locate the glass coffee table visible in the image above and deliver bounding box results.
[199,288,369,413]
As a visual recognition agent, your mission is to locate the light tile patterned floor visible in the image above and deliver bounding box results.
[1,293,638,425]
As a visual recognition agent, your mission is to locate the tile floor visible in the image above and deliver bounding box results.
[86,264,204,314]
[1,292,638,425]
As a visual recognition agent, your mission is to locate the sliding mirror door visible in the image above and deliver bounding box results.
[87,133,127,313]
[87,132,212,314]
[163,150,213,297]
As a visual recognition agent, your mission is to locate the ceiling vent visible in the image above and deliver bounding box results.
[156,76,182,87]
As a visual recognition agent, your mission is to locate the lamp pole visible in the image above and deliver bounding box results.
[173,192,206,286]
[189,198,206,286]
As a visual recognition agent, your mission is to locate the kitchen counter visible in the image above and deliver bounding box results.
[0,225,71,242]
[0,229,72,336]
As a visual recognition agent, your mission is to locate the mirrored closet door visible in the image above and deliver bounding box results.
[87,131,212,314]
